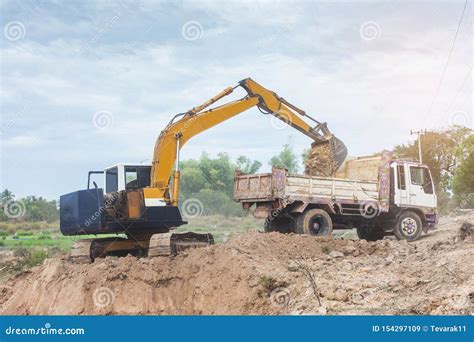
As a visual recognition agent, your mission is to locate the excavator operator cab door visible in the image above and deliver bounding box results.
[103,164,152,194]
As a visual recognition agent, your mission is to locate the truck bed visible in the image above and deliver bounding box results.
[233,169,379,204]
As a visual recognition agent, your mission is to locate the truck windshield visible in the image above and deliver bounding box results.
[410,166,433,194]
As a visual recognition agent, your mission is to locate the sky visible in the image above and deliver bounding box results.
[0,0,472,200]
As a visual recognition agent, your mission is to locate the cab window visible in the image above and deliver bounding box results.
[397,164,406,190]
[410,166,433,194]
[125,167,138,189]
[105,167,118,193]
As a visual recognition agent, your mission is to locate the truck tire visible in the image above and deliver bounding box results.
[356,226,385,241]
[296,209,333,236]
[394,211,423,241]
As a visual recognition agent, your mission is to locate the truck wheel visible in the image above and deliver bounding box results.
[356,227,368,240]
[394,211,423,241]
[356,227,385,241]
[296,209,333,236]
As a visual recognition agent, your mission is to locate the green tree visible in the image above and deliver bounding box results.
[1,189,14,203]
[452,134,474,208]
[393,127,471,192]
[22,196,58,222]
[179,153,263,216]
[0,190,58,222]
[269,144,299,173]
[179,163,207,197]
[236,156,262,174]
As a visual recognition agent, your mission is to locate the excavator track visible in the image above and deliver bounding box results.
[148,233,172,257]
[69,232,214,263]
[70,239,96,263]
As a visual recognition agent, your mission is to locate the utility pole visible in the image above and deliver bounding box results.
[410,129,426,163]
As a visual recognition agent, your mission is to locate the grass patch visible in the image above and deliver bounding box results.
[0,216,262,252]
[15,248,49,268]
[321,245,332,254]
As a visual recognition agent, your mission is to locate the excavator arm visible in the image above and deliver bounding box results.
[147,78,347,205]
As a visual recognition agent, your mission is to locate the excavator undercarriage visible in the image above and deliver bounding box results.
[70,232,215,263]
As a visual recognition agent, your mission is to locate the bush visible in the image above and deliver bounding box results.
[26,250,48,267]
[182,189,246,217]
[13,247,30,258]
[12,248,48,270]
[321,245,331,254]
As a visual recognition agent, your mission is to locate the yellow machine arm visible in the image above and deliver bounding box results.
[147,78,347,205]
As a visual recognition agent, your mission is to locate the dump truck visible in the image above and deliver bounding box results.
[234,151,438,241]
[60,78,347,261]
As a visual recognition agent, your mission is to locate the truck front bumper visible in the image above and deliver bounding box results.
[424,213,438,230]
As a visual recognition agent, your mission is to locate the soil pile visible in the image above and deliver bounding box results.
[304,143,337,177]
[1,213,473,315]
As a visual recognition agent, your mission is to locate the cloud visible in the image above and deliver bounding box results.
[0,0,471,199]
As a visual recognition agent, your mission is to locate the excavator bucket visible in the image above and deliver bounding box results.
[314,135,348,169]
[306,135,348,177]
[170,232,214,255]
[148,232,215,257]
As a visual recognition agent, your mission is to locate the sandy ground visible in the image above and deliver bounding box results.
[1,212,473,315]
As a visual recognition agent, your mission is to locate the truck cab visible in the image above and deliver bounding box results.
[392,160,437,209]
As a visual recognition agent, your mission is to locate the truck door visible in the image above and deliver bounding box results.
[393,163,409,206]
[407,165,436,208]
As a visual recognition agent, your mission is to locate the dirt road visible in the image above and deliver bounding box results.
[1,213,472,315]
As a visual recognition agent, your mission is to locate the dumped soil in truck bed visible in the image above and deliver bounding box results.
[1,213,473,315]
[304,143,338,177]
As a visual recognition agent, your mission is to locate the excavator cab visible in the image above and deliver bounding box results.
[87,164,152,193]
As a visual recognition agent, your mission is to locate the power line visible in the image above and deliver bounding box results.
[425,0,468,117]
[446,65,472,113]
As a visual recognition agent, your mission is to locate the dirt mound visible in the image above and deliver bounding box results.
[459,222,473,241]
[1,214,473,315]
[304,143,337,177]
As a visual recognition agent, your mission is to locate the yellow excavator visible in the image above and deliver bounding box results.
[59,78,347,261]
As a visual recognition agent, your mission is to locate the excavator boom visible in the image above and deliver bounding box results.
[149,78,347,205]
